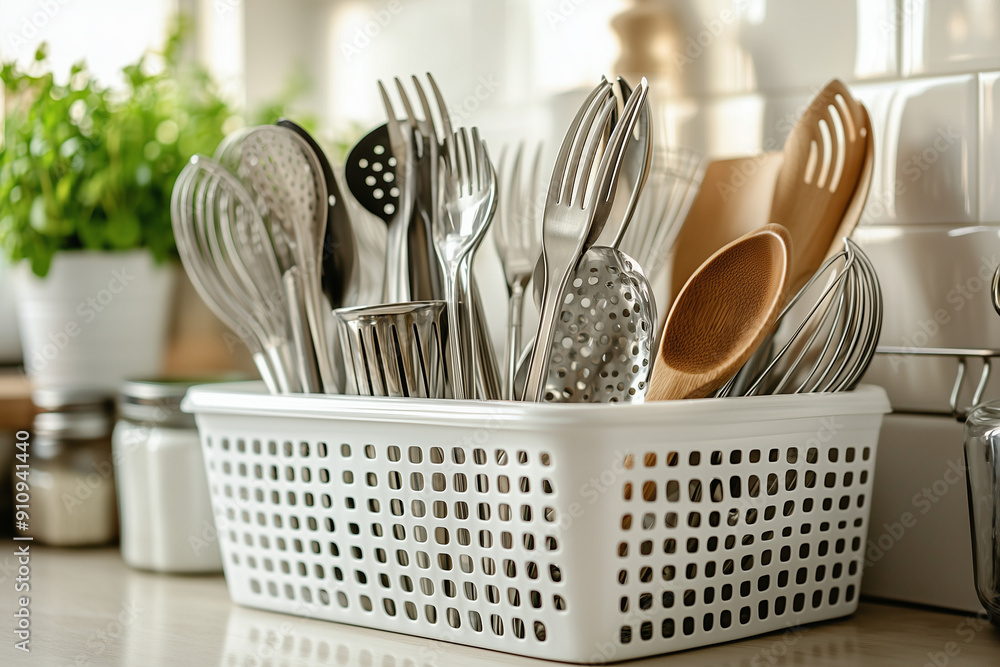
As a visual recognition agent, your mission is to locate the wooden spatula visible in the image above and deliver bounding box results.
[770,79,870,292]
[647,223,791,401]
[669,152,784,299]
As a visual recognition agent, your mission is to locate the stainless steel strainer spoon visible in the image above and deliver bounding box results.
[544,249,656,402]
[543,80,654,403]
[216,126,338,393]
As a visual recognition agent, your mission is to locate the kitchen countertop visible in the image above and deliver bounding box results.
[0,547,997,666]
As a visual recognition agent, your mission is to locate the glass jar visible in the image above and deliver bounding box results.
[963,402,1000,625]
[113,378,221,573]
[27,407,118,546]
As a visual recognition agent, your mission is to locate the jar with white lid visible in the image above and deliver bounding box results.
[113,378,222,573]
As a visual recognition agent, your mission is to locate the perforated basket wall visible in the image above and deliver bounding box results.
[184,383,889,663]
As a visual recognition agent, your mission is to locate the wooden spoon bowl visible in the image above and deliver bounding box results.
[647,223,792,401]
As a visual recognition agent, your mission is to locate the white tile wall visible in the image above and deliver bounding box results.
[660,0,1000,411]
[665,0,897,96]
[903,0,1000,76]
[664,0,993,228]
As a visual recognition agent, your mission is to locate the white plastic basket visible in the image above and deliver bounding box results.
[183,382,889,663]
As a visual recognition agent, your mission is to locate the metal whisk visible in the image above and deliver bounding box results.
[718,238,882,396]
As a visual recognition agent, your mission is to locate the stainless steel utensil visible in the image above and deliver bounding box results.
[433,127,498,400]
[596,76,652,249]
[719,238,882,396]
[215,126,338,393]
[524,77,649,402]
[335,301,447,398]
[380,72,503,400]
[521,80,616,401]
[541,80,654,404]
[276,118,358,309]
[496,142,543,399]
[171,155,292,394]
[544,248,656,402]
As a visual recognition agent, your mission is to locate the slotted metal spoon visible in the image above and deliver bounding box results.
[544,249,656,402]
[216,126,338,393]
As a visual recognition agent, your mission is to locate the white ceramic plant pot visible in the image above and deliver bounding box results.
[15,250,176,396]
[0,256,22,362]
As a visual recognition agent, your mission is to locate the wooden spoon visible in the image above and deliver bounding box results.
[770,79,870,292]
[647,223,791,401]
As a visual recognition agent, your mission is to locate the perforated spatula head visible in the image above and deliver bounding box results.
[277,118,357,309]
[345,123,400,223]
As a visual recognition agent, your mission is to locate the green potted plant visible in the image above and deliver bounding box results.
[0,26,240,395]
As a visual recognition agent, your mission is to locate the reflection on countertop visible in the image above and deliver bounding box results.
[1,547,998,667]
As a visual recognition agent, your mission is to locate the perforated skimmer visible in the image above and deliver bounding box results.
[543,248,656,403]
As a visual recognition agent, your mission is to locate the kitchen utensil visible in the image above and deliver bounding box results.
[825,101,874,259]
[522,79,617,402]
[647,223,792,401]
[433,128,498,399]
[335,301,447,398]
[719,238,881,397]
[345,119,414,303]
[539,80,655,404]
[543,247,656,402]
[496,142,543,399]
[769,79,871,292]
[215,126,337,393]
[963,400,1000,627]
[618,147,704,280]
[531,77,651,307]
[171,156,291,394]
[282,266,320,393]
[669,152,785,300]
[276,118,358,309]
[388,76,446,302]
[595,76,652,249]
[385,73,502,399]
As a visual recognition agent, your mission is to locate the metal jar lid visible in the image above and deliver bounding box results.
[34,409,113,440]
[118,377,239,428]
[32,387,114,412]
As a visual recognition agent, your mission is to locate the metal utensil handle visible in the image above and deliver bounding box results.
[284,268,321,393]
[504,283,526,400]
[469,272,503,401]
